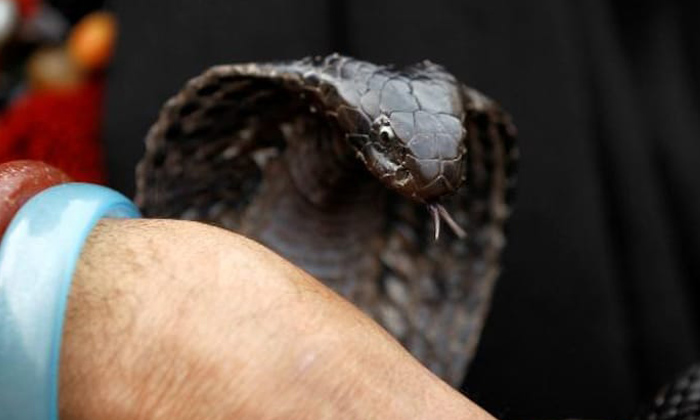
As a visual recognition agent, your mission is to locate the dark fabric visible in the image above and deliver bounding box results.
[103,1,700,418]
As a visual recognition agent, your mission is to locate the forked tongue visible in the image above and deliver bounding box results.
[428,203,467,240]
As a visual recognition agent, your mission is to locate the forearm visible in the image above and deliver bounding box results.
[59,219,492,420]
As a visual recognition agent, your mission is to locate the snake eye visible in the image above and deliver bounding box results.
[378,125,395,143]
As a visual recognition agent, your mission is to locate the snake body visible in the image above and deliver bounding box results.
[136,54,517,385]
[637,364,700,420]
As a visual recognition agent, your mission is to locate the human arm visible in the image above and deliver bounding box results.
[59,218,495,420]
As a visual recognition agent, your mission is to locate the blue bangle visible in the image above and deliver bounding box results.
[0,183,140,420]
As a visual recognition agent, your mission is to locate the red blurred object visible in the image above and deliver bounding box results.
[0,80,107,183]
[0,160,72,238]
[12,0,38,18]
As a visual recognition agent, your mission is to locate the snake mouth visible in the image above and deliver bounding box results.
[428,203,466,240]
[359,142,466,241]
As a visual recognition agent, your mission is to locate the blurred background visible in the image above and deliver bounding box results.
[1,0,699,418]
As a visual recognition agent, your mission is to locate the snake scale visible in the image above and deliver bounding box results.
[135,54,699,419]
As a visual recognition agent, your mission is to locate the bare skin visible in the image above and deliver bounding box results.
[59,219,496,420]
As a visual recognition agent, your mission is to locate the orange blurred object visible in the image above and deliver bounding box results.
[67,11,117,71]
[27,47,84,90]
[0,160,72,238]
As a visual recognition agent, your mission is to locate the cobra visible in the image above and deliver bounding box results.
[136,55,700,420]
[137,53,517,386]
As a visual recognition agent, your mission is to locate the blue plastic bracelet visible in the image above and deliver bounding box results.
[0,183,140,420]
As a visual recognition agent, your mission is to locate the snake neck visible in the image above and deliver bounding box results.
[241,115,387,280]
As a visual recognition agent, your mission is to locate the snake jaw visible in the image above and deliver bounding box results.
[428,203,467,240]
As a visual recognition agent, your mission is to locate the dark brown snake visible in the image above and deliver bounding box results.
[136,54,699,418]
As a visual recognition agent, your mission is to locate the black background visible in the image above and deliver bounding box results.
[100,1,700,418]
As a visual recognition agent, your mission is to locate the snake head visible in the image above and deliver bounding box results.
[334,63,469,238]
[337,64,468,204]
[343,110,468,240]
[344,109,467,204]
[372,111,466,202]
